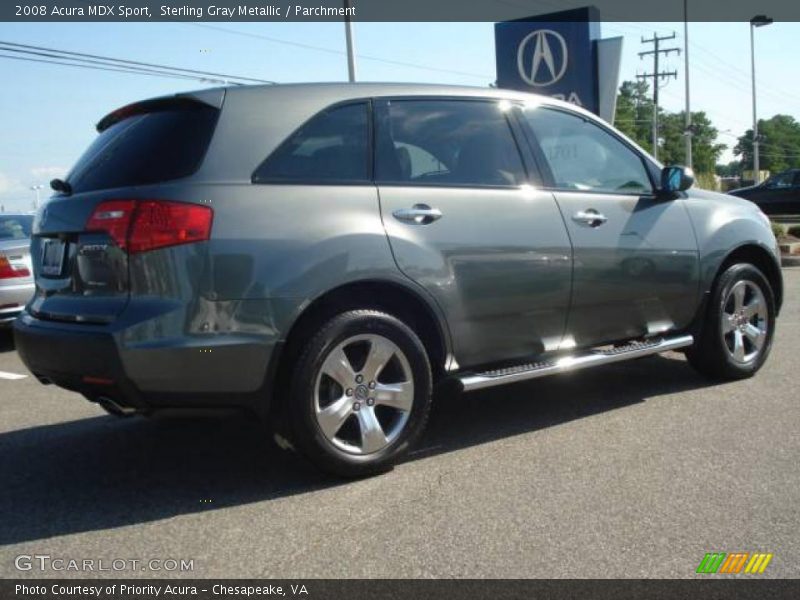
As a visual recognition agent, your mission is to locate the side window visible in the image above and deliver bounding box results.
[768,171,793,188]
[394,142,448,179]
[253,103,369,183]
[376,100,527,187]
[0,216,33,240]
[523,107,652,194]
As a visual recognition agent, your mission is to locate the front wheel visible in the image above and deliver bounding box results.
[289,310,432,477]
[687,263,776,380]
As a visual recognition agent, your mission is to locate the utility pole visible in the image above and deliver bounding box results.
[683,0,692,168]
[750,15,773,183]
[30,184,44,211]
[343,0,356,82]
[637,32,680,161]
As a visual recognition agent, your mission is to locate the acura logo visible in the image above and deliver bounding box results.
[517,29,569,87]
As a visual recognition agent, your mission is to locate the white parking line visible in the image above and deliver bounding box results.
[0,371,27,380]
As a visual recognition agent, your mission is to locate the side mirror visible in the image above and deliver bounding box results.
[660,165,695,194]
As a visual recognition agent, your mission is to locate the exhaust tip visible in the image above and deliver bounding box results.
[95,396,138,417]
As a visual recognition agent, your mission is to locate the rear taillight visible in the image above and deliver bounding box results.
[128,200,213,254]
[85,199,213,254]
[0,255,30,279]
[85,200,136,250]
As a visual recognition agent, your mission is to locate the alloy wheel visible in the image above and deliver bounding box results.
[721,280,769,364]
[313,334,414,455]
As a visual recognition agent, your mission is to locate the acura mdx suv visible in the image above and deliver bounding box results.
[14,83,783,477]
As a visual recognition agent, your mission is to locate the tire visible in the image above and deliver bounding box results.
[288,310,432,477]
[686,263,776,380]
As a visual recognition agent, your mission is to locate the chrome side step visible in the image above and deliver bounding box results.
[458,335,694,392]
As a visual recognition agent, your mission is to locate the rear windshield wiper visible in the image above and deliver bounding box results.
[50,178,72,195]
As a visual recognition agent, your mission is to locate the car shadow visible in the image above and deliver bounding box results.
[0,329,15,353]
[0,353,716,545]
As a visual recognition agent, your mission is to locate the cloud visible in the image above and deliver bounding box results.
[30,166,67,181]
[0,172,25,196]
[0,166,66,211]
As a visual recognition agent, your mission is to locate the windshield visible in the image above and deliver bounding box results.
[0,215,33,240]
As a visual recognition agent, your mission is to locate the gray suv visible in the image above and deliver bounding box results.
[14,83,783,477]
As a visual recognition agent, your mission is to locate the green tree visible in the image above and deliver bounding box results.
[734,114,800,173]
[614,79,654,150]
[715,160,742,177]
[660,111,726,173]
[615,80,726,175]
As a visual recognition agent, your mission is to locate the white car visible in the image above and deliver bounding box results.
[0,213,34,326]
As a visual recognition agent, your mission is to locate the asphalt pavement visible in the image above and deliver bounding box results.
[1,269,798,579]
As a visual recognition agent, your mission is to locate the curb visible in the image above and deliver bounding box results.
[781,255,800,268]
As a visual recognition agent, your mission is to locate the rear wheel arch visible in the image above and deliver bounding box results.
[269,279,450,422]
[288,309,433,476]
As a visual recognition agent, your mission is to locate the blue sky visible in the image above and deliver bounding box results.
[0,20,798,211]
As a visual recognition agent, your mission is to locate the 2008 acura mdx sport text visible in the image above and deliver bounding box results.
[14,83,783,477]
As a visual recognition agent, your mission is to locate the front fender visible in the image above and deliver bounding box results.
[683,190,781,305]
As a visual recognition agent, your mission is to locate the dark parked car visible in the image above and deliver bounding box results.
[729,169,800,216]
[14,84,782,476]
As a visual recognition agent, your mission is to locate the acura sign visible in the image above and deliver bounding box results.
[495,6,621,123]
[517,29,569,87]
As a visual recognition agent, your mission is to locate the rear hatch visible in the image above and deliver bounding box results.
[30,93,222,323]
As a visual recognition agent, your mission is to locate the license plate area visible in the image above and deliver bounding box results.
[41,238,66,276]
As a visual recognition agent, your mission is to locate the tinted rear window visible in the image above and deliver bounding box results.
[0,215,33,240]
[253,103,370,183]
[67,103,219,193]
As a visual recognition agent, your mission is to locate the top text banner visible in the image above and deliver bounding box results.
[3,0,800,22]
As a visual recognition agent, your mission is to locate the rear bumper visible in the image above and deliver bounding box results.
[14,313,147,410]
[13,311,280,414]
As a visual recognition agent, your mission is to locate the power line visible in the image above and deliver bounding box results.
[0,46,230,84]
[0,40,276,85]
[188,23,494,81]
[758,144,800,157]
[607,24,800,132]
[687,37,800,105]
[637,32,680,160]
[685,44,800,109]
[0,52,222,82]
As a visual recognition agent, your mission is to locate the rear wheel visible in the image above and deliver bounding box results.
[687,263,775,380]
[289,310,432,477]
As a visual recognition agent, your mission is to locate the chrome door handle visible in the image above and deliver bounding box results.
[572,209,608,227]
[392,204,443,225]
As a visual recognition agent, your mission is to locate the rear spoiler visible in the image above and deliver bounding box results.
[96,88,226,132]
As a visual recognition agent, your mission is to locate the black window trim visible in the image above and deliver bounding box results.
[251,99,374,187]
[516,103,661,198]
[372,95,541,191]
